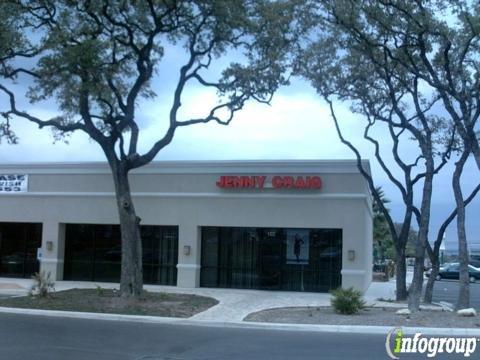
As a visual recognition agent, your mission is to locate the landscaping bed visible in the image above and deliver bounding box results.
[0,289,218,318]
[244,306,480,328]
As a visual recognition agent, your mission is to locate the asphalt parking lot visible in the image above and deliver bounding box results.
[427,279,480,310]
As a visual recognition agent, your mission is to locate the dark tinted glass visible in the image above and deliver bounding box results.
[64,224,95,281]
[449,264,459,271]
[200,227,342,292]
[0,222,42,278]
[64,224,178,285]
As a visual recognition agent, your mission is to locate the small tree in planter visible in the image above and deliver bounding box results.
[29,271,55,298]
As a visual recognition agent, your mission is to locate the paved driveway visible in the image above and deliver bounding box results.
[427,279,480,310]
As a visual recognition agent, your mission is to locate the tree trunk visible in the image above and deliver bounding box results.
[423,258,439,304]
[111,162,143,297]
[468,130,480,170]
[395,250,408,301]
[408,250,426,311]
[472,144,480,170]
[453,151,470,310]
[422,166,480,304]
[408,156,434,311]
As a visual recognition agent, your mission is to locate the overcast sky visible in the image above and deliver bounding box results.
[0,43,478,253]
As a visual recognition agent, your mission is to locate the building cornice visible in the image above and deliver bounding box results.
[0,159,371,176]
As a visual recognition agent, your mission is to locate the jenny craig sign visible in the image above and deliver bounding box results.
[216,175,322,190]
[0,174,28,193]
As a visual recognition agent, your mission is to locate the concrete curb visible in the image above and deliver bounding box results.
[0,306,479,336]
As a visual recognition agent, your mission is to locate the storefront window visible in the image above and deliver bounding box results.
[0,222,42,278]
[200,227,342,292]
[64,224,178,285]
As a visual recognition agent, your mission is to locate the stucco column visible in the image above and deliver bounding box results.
[364,204,373,292]
[39,222,65,281]
[176,224,201,288]
[340,199,372,293]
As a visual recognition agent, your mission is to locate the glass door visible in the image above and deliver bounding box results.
[258,228,283,290]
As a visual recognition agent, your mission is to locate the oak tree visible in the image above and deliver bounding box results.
[296,0,480,310]
[0,0,304,297]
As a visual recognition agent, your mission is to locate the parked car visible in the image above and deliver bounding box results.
[425,263,480,283]
[469,259,480,268]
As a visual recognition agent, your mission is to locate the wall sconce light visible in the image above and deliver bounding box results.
[183,245,191,256]
[46,241,54,251]
[348,250,355,261]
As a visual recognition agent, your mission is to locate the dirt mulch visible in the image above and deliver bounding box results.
[0,289,218,318]
[244,306,480,328]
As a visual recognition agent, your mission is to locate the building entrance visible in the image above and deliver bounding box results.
[200,226,342,292]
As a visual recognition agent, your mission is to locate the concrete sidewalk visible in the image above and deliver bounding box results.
[0,272,414,322]
[364,270,415,302]
[0,278,333,321]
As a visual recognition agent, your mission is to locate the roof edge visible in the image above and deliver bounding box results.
[0,159,371,175]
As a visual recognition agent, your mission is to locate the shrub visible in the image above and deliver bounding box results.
[96,285,105,297]
[330,287,366,315]
[29,271,55,298]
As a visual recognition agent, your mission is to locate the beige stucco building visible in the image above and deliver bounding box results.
[0,160,372,293]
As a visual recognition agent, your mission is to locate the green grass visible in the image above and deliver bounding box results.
[0,289,218,318]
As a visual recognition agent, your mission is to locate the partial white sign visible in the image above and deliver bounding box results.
[0,174,28,193]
